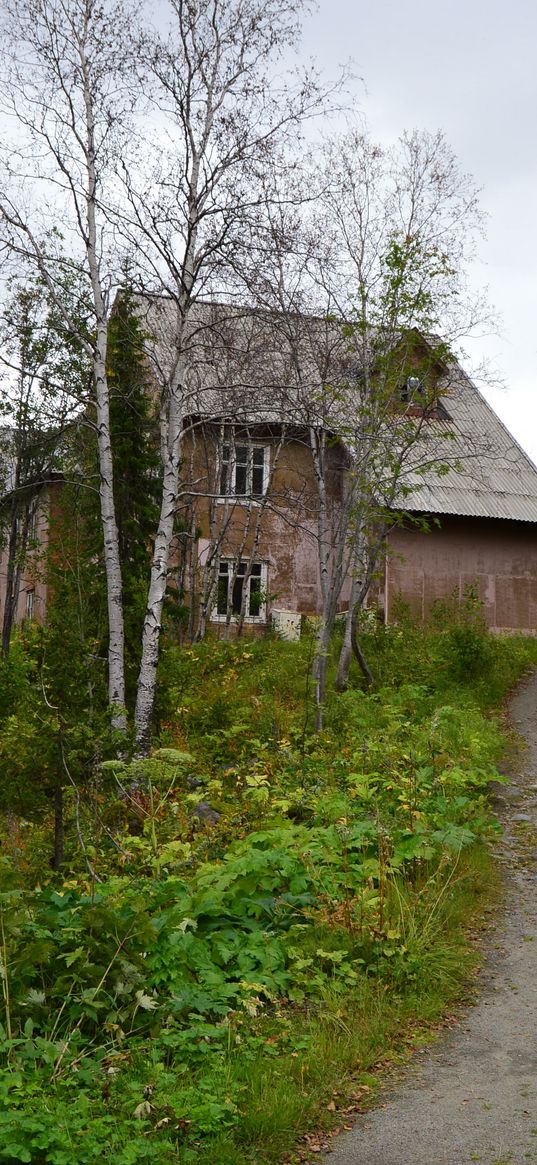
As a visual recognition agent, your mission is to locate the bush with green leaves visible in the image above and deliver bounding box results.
[2,619,537,1162]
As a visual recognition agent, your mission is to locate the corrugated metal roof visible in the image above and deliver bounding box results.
[402,481,537,522]
[400,366,537,522]
[136,296,537,525]
[135,295,344,426]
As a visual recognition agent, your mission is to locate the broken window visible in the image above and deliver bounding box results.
[399,375,425,404]
[214,560,266,621]
[399,376,451,420]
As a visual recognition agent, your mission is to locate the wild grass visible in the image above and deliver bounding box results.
[0,613,534,1164]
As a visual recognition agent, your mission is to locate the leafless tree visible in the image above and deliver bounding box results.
[238,128,490,726]
[305,129,490,715]
[120,0,341,753]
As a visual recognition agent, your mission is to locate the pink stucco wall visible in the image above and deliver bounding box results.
[385,516,537,632]
[0,498,49,628]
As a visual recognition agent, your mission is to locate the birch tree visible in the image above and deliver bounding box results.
[0,0,140,728]
[241,129,488,725]
[121,0,338,753]
[306,129,488,715]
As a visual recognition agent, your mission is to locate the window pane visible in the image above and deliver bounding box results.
[252,448,265,496]
[249,576,262,616]
[235,464,247,494]
[214,560,265,620]
[216,575,228,615]
[232,575,244,614]
[220,443,267,498]
[251,464,264,496]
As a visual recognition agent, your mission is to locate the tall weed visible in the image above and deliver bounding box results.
[1,618,535,1162]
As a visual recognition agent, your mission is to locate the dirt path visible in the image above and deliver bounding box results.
[323,672,537,1165]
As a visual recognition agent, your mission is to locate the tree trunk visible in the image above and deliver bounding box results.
[335,575,374,690]
[80,37,127,733]
[94,334,126,729]
[350,604,374,686]
[134,363,186,755]
[51,785,64,870]
[312,615,334,731]
[335,580,356,693]
[309,426,354,729]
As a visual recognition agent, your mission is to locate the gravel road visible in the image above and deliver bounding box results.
[323,672,537,1165]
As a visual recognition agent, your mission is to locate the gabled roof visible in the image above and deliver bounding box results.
[401,360,537,523]
[135,295,537,525]
[134,295,348,426]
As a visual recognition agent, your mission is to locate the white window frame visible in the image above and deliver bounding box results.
[211,559,268,624]
[218,441,269,503]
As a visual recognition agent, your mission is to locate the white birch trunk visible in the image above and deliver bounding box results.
[80,39,126,729]
[93,324,126,724]
[309,426,333,729]
[134,351,186,753]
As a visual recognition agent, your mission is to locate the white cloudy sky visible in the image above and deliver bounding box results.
[301,0,537,461]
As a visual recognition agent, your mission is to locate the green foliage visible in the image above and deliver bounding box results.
[430,585,492,681]
[0,620,535,1161]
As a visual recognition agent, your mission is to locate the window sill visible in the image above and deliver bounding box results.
[211,613,267,624]
[216,496,266,506]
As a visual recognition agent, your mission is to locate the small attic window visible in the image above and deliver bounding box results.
[399,376,451,421]
[400,376,424,403]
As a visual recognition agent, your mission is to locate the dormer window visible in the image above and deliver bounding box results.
[399,376,450,421]
[400,376,424,403]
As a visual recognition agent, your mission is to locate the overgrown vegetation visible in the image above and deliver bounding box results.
[1,613,536,1165]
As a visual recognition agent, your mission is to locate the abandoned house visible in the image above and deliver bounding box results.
[3,298,537,637]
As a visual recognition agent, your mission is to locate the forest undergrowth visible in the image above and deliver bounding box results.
[1,608,537,1165]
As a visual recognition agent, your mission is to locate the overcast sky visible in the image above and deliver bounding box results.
[300,0,537,461]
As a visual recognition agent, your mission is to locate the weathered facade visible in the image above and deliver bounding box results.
[174,421,350,636]
[380,357,537,634]
[0,484,54,637]
[385,518,537,632]
[3,300,537,638]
